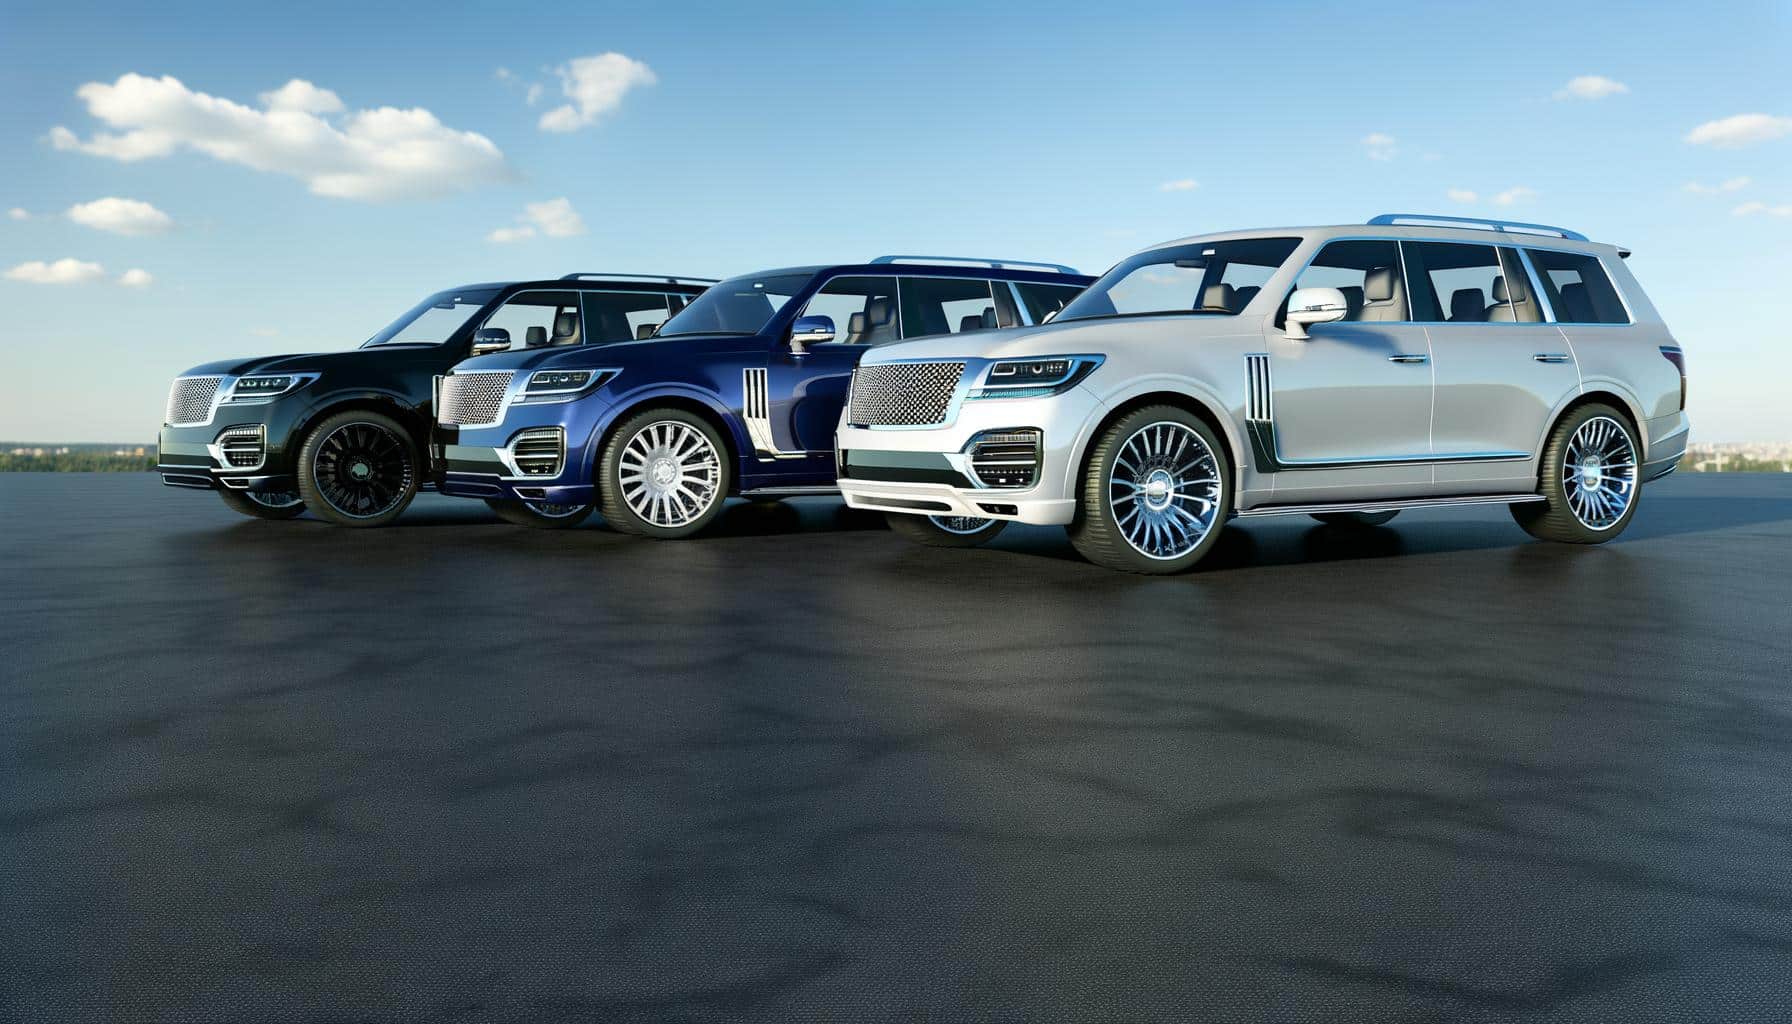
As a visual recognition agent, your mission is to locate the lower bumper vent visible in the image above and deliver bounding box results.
[509,427,564,477]
[216,425,266,470]
[967,429,1042,488]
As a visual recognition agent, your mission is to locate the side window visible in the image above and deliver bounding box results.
[798,275,899,345]
[897,277,998,339]
[1524,249,1629,324]
[479,290,581,350]
[581,290,679,343]
[1277,239,1405,326]
[1401,242,1513,324]
[1495,248,1544,323]
[1013,283,1083,323]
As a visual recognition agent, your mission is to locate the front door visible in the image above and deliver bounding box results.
[753,275,896,480]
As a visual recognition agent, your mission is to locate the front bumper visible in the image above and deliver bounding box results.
[436,441,597,505]
[835,386,1102,527]
[158,416,297,495]
[435,396,612,505]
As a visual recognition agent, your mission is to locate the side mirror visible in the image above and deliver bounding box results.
[471,327,510,355]
[1284,288,1349,340]
[789,315,835,353]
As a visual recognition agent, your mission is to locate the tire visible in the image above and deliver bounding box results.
[1311,510,1399,527]
[218,487,306,520]
[596,408,731,539]
[296,410,420,528]
[1511,403,1642,544]
[484,498,594,529]
[885,512,1008,548]
[1067,405,1231,574]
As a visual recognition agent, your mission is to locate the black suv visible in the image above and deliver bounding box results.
[157,274,713,526]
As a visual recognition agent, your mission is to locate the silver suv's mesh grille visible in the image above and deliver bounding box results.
[165,376,223,426]
[438,371,515,426]
[847,362,965,426]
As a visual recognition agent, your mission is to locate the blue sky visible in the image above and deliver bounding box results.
[1,0,1787,441]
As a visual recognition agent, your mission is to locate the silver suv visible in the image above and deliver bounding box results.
[835,214,1689,573]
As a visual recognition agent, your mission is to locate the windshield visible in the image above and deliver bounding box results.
[1056,238,1301,321]
[362,287,501,347]
[657,272,811,337]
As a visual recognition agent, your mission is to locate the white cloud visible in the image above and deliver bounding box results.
[48,73,511,201]
[525,83,543,106]
[7,208,27,221]
[539,53,656,132]
[1685,113,1792,148]
[494,67,514,82]
[1733,201,1792,217]
[1361,132,1396,161]
[1554,75,1629,100]
[1684,176,1752,194]
[1492,186,1538,206]
[1446,188,1478,204]
[5,258,107,284]
[66,197,173,235]
[1158,178,1198,192]
[118,268,153,287]
[486,197,587,243]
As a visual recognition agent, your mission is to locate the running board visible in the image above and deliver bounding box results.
[1235,492,1545,518]
[739,485,841,498]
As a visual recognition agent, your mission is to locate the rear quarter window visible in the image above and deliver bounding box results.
[1525,249,1629,324]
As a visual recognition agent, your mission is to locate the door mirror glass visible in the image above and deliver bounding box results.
[789,315,835,352]
[1284,288,1349,340]
[471,327,511,354]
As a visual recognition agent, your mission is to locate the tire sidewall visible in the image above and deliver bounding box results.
[598,409,732,539]
[1074,406,1232,574]
[297,410,420,528]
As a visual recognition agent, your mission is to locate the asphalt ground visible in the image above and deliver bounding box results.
[3,471,1791,1022]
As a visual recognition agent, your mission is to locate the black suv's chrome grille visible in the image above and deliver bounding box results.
[968,429,1042,488]
[510,427,564,477]
[165,376,223,426]
[438,371,514,426]
[216,425,266,469]
[847,362,965,426]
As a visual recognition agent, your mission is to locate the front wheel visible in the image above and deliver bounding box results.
[1512,403,1641,543]
[596,408,731,539]
[484,498,594,529]
[1067,406,1231,574]
[297,410,420,528]
[885,512,1007,548]
[218,487,306,520]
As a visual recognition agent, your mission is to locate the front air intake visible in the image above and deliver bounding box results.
[967,429,1042,488]
[215,424,266,470]
[509,427,564,477]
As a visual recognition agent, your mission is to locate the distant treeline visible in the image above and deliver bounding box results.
[0,453,159,472]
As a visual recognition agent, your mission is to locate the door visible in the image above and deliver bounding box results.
[1261,239,1434,495]
[1407,242,1581,488]
[754,275,895,477]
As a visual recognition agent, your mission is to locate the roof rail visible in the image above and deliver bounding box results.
[559,273,720,285]
[869,255,1081,275]
[1367,214,1587,242]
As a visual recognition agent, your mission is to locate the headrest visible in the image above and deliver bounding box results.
[1199,283,1235,312]
[1338,285,1364,311]
[525,325,548,347]
[1490,276,1509,303]
[554,312,578,337]
[1364,267,1397,303]
[1449,288,1487,322]
[865,297,893,325]
[1558,283,1594,321]
[635,323,658,340]
[1233,286,1260,310]
[848,311,868,337]
[959,314,985,333]
[981,306,997,329]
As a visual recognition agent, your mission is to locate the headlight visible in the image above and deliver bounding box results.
[225,373,315,403]
[969,355,1103,399]
[515,368,618,402]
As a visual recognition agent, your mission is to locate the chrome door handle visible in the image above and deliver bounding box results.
[1387,354,1428,364]
[1533,353,1570,363]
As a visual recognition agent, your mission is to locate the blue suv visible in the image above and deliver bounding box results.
[433,257,1092,535]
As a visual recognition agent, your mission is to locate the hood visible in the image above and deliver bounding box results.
[180,345,429,377]
[860,315,1258,365]
[452,333,763,374]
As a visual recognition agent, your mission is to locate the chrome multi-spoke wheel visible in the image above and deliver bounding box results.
[1513,403,1642,545]
[1107,421,1222,560]
[1069,406,1232,574]
[218,486,306,520]
[484,498,594,529]
[1561,415,1638,531]
[597,409,732,538]
[929,515,992,534]
[245,490,303,509]
[886,511,1008,548]
[296,410,420,527]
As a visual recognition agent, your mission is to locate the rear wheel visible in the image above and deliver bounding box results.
[885,512,1007,548]
[297,410,420,528]
[1067,405,1231,574]
[218,487,306,520]
[1311,510,1399,527]
[597,409,731,539]
[1512,403,1641,543]
[484,498,593,529]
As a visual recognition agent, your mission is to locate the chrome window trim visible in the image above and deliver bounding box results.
[1518,247,1637,326]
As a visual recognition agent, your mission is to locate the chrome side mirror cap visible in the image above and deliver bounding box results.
[470,327,511,355]
[789,315,835,353]
[1284,287,1349,340]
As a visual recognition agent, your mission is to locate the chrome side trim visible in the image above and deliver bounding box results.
[1236,492,1546,518]
[739,485,841,497]
[742,367,807,460]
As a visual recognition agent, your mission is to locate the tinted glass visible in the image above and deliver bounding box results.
[1278,239,1404,325]
[899,277,997,338]
[1013,283,1084,323]
[363,287,500,346]
[1495,248,1544,323]
[1058,237,1300,321]
[1525,249,1629,324]
[658,272,810,336]
[798,276,899,345]
[1402,242,1510,323]
[582,290,676,342]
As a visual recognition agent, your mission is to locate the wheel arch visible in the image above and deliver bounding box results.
[293,391,428,450]
[1542,385,1647,452]
[1072,386,1245,494]
[585,388,746,489]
